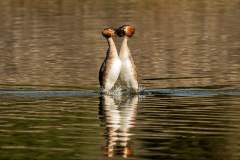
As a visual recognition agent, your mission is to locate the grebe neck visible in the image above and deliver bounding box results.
[106,37,118,57]
[119,36,131,59]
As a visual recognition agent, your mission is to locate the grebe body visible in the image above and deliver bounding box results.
[99,27,121,93]
[117,25,138,92]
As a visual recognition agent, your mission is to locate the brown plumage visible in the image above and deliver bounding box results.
[99,27,121,93]
[102,27,116,38]
[116,25,139,92]
[99,57,113,89]
[116,25,135,37]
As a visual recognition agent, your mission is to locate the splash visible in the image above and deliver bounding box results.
[101,84,150,96]
[138,84,146,93]
[101,84,123,96]
[126,84,147,94]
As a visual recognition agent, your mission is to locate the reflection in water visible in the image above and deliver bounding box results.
[99,95,139,158]
[0,0,240,159]
[0,90,240,159]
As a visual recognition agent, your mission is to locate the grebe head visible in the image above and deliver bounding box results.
[116,25,135,37]
[102,27,117,38]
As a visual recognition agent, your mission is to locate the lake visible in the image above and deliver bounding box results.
[0,0,240,159]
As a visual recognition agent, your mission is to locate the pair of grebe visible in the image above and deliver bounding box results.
[99,25,138,93]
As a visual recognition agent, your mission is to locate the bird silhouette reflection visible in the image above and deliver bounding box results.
[99,95,139,158]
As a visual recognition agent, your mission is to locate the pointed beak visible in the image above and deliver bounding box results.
[115,27,121,34]
[115,26,125,37]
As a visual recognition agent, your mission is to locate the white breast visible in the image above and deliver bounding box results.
[105,57,121,91]
[120,59,138,91]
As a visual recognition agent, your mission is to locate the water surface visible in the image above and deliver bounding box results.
[0,0,240,159]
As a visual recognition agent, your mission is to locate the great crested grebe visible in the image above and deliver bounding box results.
[99,27,121,93]
[116,25,138,92]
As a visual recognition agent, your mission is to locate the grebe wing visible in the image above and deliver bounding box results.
[99,59,112,87]
[99,61,106,86]
[133,63,138,82]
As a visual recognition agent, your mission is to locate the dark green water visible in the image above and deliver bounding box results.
[1,89,240,160]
